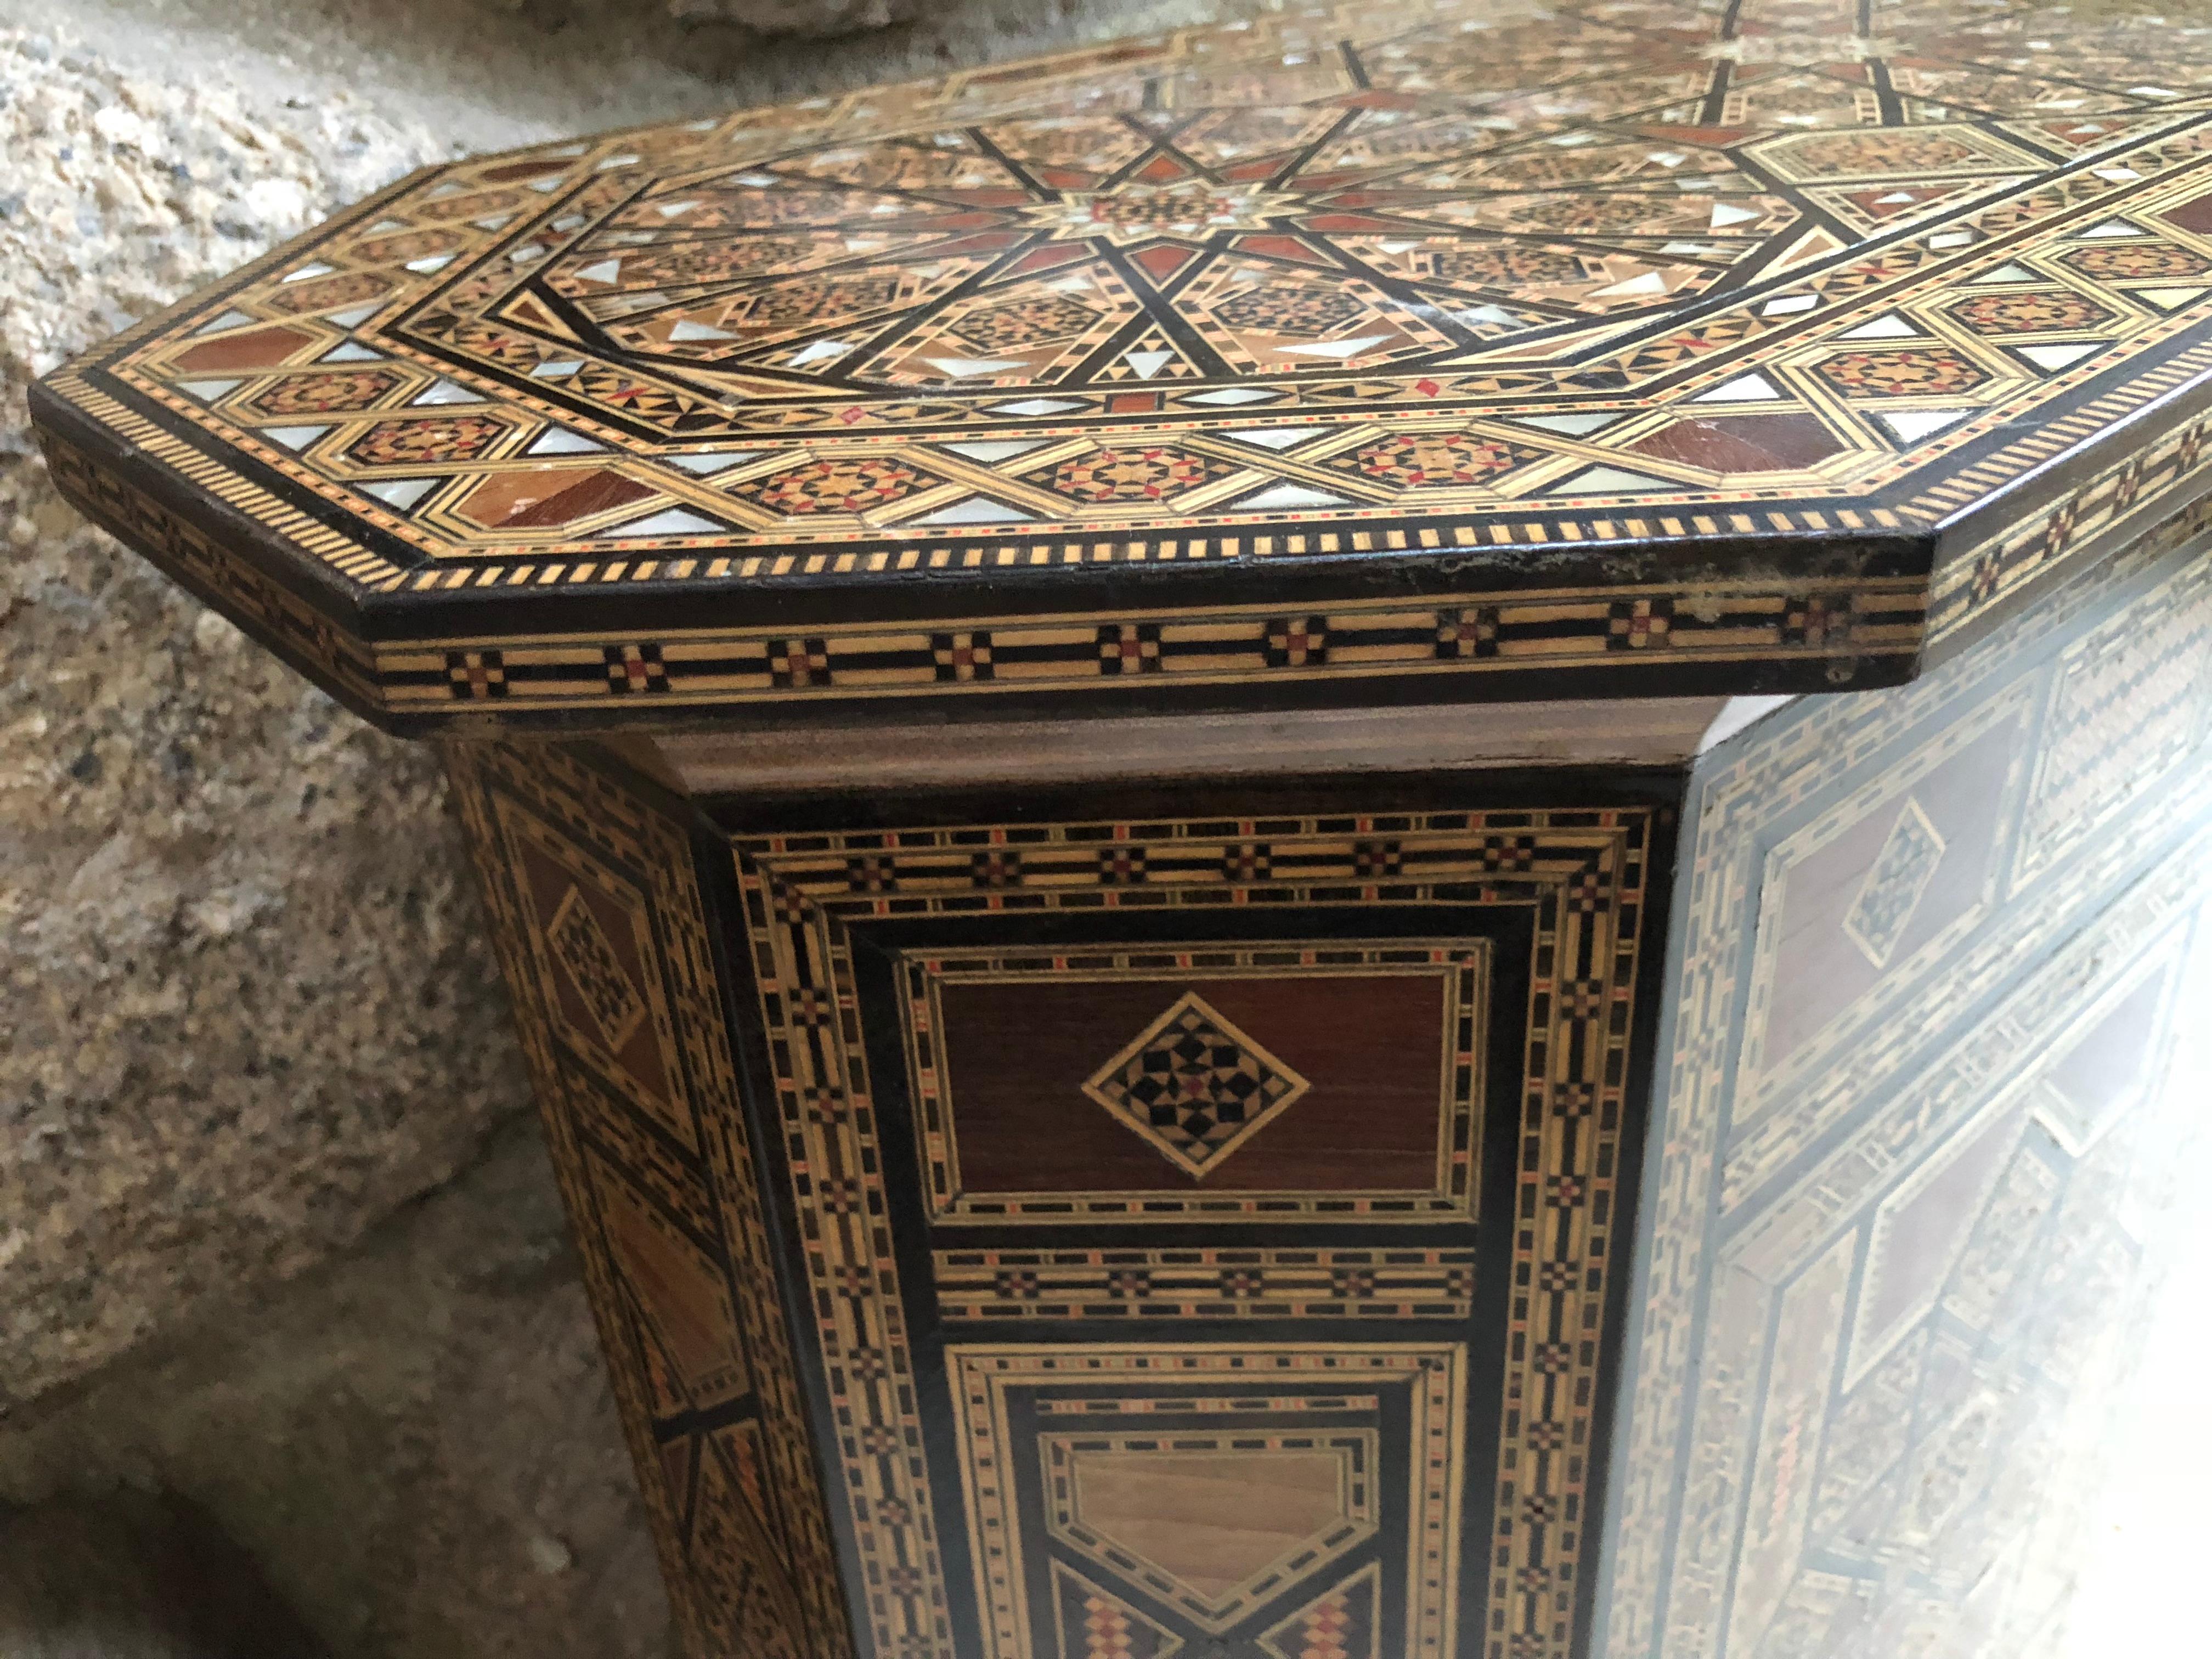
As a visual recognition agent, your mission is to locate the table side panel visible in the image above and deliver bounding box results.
[443,741,858,1659]
[1604,509,2212,1659]
[700,781,1677,1659]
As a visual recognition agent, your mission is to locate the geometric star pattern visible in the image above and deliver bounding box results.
[544,883,650,1048]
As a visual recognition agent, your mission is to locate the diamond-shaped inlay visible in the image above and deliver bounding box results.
[1841,795,1948,969]
[544,883,648,1048]
[1081,991,1311,1178]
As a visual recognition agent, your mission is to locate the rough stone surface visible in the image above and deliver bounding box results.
[665,0,923,35]
[0,0,1261,158]
[0,1120,670,1658]
[0,26,535,1410]
[0,1488,332,1658]
[0,31,449,454]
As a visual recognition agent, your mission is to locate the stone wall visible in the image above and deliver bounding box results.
[2,1120,670,1658]
[0,21,509,1417]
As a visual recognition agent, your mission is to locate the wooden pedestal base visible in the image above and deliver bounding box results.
[446,521,2212,1659]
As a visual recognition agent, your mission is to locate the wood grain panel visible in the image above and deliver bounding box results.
[939,970,1454,1199]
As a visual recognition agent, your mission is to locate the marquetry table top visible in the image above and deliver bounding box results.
[33,0,2212,732]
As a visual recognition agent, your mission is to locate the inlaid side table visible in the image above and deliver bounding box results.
[33,4,2212,1656]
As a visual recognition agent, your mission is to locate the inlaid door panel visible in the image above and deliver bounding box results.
[714,795,1672,1659]
[851,914,1506,1659]
[948,1341,1465,1659]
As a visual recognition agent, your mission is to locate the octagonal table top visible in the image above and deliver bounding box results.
[33,0,2212,733]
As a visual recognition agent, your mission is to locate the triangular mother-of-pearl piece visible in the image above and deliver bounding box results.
[410,379,480,406]
[1837,313,1921,340]
[941,438,1053,462]
[359,477,438,511]
[2131,286,2209,311]
[1510,411,1623,436]
[665,451,760,475]
[1591,270,1669,299]
[1551,464,1675,493]
[926,356,1029,377]
[2015,340,2106,371]
[910,496,1036,526]
[1277,335,1390,359]
[1692,371,1786,403]
[1874,407,1978,445]
[527,427,606,456]
[602,507,725,538]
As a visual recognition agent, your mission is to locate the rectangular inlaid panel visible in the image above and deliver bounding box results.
[1601,510,2212,1659]
[443,741,855,1659]
[949,1344,1466,1659]
[713,794,1668,1659]
[904,941,1488,1220]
